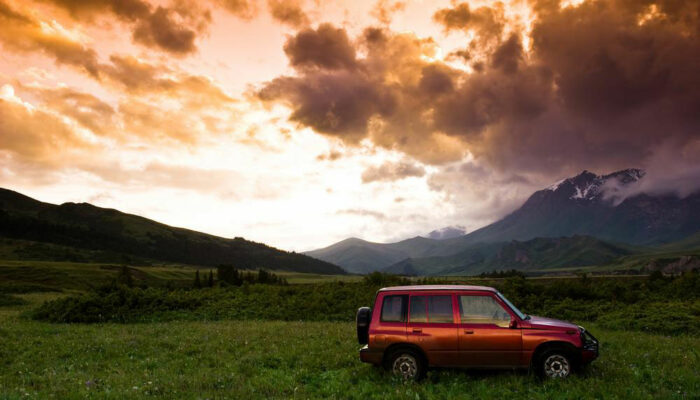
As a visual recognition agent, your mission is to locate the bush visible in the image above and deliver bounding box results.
[596,301,700,336]
[0,293,27,307]
[28,273,700,336]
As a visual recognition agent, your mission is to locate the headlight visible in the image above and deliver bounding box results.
[578,326,599,352]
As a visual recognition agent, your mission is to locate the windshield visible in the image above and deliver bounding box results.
[496,292,527,320]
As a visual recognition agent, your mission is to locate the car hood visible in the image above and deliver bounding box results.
[526,315,579,330]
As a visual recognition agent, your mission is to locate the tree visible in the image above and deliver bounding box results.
[194,270,202,289]
[208,270,214,287]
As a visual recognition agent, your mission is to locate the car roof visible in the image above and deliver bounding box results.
[378,285,497,293]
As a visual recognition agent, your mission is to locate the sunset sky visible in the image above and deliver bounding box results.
[0,0,698,250]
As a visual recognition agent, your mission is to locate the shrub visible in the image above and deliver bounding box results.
[0,293,27,307]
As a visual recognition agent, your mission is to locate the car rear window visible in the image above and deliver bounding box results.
[409,295,454,323]
[380,295,407,322]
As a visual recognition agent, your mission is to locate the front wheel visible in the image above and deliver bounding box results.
[388,349,426,381]
[538,349,573,378]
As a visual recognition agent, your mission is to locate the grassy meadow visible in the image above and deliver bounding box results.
[1,293,698,399]
[1,264,699,399]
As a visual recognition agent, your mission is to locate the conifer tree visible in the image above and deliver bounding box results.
[194,270,202,289]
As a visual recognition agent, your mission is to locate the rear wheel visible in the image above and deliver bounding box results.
[388,349,426,381]
[538,349,572,378]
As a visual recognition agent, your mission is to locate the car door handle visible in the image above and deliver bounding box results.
[412,328,422,333]
[464,330,474,334]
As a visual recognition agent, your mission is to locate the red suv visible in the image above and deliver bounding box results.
[356,285,598,380]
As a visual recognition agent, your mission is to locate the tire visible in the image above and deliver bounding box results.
[387,349,426,381]
[537,348,573,379]
[356,307,371,345]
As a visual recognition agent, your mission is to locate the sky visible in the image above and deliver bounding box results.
[0,0,698,251]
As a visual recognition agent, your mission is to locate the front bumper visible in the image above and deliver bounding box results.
[359,345,382,365]
[579,326,599,363]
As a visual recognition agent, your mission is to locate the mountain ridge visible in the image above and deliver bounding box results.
[0,188,345,274]
[307,168,700,274]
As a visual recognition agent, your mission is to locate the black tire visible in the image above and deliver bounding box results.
[536,348,573,379]
[356,307,371,345]
[387,348,426,381]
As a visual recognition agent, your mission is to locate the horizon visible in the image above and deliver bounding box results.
[1,0,699,251]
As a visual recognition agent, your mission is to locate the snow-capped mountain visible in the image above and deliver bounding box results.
[545,169,645,201]
[459,168,699,246]
[425,226,467,240]
[307,168,700,273]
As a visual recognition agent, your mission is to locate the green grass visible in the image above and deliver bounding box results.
[273,271,362,284]
[0,259,355,291]
[0,295,698,399]
[0,260,200,291]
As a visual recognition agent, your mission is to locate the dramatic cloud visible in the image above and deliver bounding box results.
[214,0,258,19]
[282,23,357,70]
[0,85,92,163]
[0,1,100,76]
[31,87,116,136]
[433,2,506,45]
[267,0,309,27]
[2,0,699,249]
[261,0,700,190]
[260,25,467,163]
[361,160,426,183]
[41,0,211,54]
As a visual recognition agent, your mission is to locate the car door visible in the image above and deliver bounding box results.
[457,292,522,367]
[407,294,460,366]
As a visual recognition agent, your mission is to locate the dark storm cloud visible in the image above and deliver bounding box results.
[259,70,395,140]
[283,23,358,70]
[433,2,506,42]
[260,0,700,192]
[260,25,466,163]
[42,0,210,55]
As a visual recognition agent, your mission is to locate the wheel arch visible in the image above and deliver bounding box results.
[382,342,428,368]
[530,340,581,369]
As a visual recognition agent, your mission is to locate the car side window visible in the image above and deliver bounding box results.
[409,295,454,323]
[380,295,407,322]
[459,295,511,327]
[409,296,427,323]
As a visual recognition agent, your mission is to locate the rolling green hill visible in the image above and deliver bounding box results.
[383,236,639,276]
[0,188,344,274]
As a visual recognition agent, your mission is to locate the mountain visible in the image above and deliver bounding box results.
[425,226,467,240]
[305,236,442,274]
[307,168,700,274]
[453,169,700,246]
[0,188,345,274]
[384,236,639,276]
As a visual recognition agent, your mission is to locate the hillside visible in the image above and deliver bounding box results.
[0,188,345,274]
[307,169,700,274]
[305,236,445,274]
[384,236,639,276]
[452,169,700,247]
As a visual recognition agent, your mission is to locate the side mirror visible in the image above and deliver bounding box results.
[509,319,518,329]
